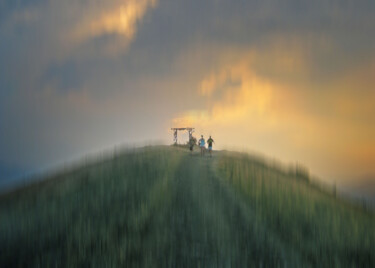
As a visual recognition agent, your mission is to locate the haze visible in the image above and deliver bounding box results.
[1,0,374,191]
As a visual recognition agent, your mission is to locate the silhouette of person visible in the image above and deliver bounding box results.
[207,136,215,157]
[189,136,196,155]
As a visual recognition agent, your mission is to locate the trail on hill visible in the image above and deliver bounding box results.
[137,152,300,266]
[1,147,374,267]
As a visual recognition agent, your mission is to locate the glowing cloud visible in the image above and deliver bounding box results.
[176,51,300,128]
[172,45,375,181]
[70,0,157,52]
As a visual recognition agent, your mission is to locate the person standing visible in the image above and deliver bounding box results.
[198,135,205,156]
[189,136,196,155]
[207,136,215,157]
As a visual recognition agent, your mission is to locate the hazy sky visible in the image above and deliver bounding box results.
[1,0,375,187]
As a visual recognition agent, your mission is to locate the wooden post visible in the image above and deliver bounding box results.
[171,127,195,145]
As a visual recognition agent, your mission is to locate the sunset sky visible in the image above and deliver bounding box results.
[1,0,375,188]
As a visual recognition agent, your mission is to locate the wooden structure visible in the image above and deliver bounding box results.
[171,127,195,144]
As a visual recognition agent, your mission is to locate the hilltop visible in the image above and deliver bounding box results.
[0,146,374,267]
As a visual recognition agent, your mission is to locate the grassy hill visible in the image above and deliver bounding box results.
[0,146,374,267]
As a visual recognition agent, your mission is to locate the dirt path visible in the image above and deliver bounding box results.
[144,153,300,267]
[0,148,305,267]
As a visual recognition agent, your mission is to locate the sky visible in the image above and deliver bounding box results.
[0,0,375,190]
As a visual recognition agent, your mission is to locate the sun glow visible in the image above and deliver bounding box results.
[172,48,375,179]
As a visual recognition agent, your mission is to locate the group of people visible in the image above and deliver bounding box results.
[189,135,215,157]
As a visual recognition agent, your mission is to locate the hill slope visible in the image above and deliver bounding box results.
[0,146,374,267]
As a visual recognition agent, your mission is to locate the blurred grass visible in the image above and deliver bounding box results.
[0,146,374,267]
[0,147,183,267]
[216,151,375,266]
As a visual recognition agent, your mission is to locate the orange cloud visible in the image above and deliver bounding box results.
[69,0,157,53]
[171,44,375,181]
[175,52,302,129]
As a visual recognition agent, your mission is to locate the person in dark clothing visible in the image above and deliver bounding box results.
[189,136,196,155]
[207,136,215,157]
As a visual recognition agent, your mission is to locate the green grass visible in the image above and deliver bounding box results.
[0,146,374,267]
[217,151,375,267]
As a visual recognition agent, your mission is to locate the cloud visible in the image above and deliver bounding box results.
[171,40,375,181]
[1,0,158,69]
[0,0,159,101]
[69,0,157,55]
[1,0,375,186]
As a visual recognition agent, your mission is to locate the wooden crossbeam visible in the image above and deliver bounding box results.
[171,127,195,144]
